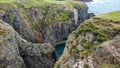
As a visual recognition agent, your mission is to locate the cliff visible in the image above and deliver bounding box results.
[0,0,93,45]
[54,11,120,68]
[0,0,94,68]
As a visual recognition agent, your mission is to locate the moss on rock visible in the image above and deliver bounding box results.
[56,11,69,22]
[0,0,86,31]
[73,11,120,58]
[54,11,120,68]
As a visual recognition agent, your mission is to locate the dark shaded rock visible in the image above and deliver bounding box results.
[88,13,95,18]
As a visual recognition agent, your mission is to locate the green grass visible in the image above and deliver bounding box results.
[0,0,15,2]
[21,0,84,8]
[98,11,120,21]
[0,0,84,8]
[56,12,69,22]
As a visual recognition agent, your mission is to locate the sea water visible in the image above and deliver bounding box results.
[86,0,120,15]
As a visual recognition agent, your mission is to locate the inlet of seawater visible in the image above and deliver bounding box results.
[55,42,66,59]
[85,0,120,15]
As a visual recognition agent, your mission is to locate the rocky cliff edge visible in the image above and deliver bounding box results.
[0,0,94,44]
[54,11,120,68]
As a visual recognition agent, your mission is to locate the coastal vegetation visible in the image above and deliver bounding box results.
[73,13,120,56]
[0,0,84,9]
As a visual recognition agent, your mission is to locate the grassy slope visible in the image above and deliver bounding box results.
[0,0,15,2]
[0,0,84,9]
[98,11,120,21]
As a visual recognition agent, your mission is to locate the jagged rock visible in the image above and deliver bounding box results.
[72,37,120,68]
[54,11,120,68]
[2,10,38,43]
[0,1,95,68]
[1,1,94,45]
[0,20,55,68]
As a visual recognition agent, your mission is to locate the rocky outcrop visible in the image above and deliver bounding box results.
[0,20,26,68]
[54,12,120,68]
[2,10,38,43]
[0,1,94,45]
[0,20,55,68]
[72,37,120,68]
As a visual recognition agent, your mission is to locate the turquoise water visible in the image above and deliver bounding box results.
[86,0,120,15]
[55,42,66,59]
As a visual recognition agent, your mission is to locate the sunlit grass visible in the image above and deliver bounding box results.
[0,0,84,9]
[0,0,15,2]
[98,11,120,21]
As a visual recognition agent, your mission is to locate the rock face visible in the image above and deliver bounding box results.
[0,1,94,68]
[0,20,55,68]
[72,37,120,68]
[0,1,94,44]
[2,10,38,43]
[54,13,120,68]
[0,20,26,68]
